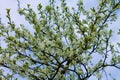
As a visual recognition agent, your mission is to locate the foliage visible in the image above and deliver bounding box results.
[0,0,120,80]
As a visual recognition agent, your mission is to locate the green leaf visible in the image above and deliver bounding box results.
[96,72,101,79]
[6,8,10,14]
[38,3,42,10]
[91,8,95,12]
[0,0,120,80]
[45,5,51,11]
[118,29,120,34]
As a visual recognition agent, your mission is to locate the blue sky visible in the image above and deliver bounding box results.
[0,0,120,80]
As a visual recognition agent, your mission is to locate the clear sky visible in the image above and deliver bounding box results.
[0,0,120,80]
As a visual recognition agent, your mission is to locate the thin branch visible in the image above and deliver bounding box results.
[49,64,60,80]
[17,0,21,9]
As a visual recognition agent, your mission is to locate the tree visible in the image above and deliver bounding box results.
[0,0,120,80]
